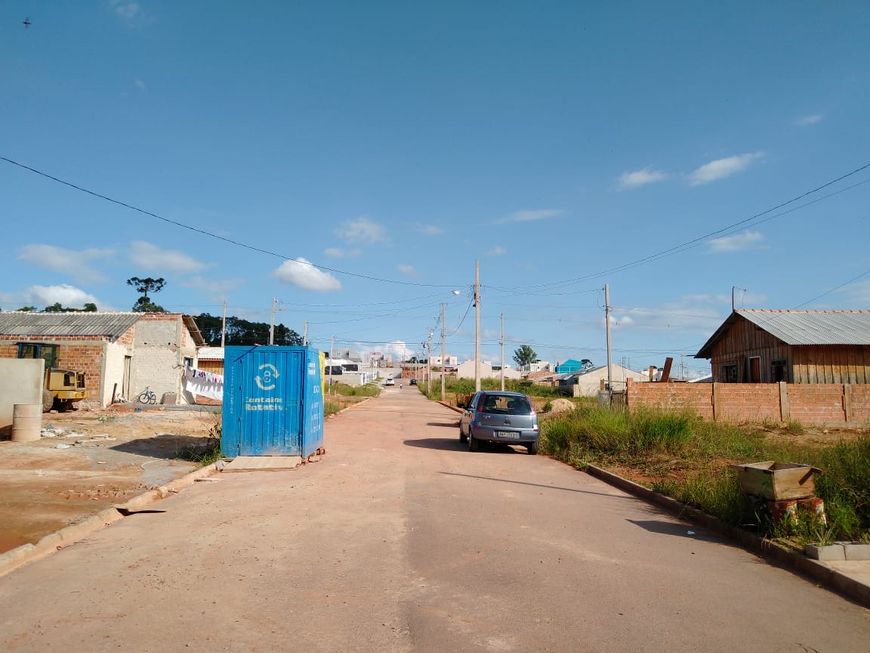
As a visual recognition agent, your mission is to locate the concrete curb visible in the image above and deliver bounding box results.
[583,463,870,608]
[437,400,464,414]
[0,461,219,579]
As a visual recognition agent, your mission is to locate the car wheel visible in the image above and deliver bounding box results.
[526,440,539,455]
[468,433,480,452]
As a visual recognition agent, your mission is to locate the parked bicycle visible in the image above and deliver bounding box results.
[136,386,158,405]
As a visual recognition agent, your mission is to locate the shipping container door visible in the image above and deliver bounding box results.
[240,349,303,455]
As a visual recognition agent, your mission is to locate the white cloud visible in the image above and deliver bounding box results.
[108,1,142,20]
[18,244,115,283]
[688,152,764,186]
[23,284,111,310]
[334,216,389,245]
[397,264,417,277]
[497,209,563,224]
[795,114,823,126]
[384,340,414,360]
[617,167,669,189]
[273,258,341,292]
[130,241,206,274]
[417,224,443,236]
[488,245,507,256]
[708,230,765,253]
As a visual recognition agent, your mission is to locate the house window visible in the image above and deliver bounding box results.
[183,357,194,369]
[18,342,59,369]
[772,360,787,383]
[722,363,738,383]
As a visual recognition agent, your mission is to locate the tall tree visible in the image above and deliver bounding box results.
[512,344,538,368]
[127,276,166,312]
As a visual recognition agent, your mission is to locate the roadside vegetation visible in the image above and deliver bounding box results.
[330,382,382,397]
[324,383,380,416]
[419,377,569,404]
[538,404,870,546]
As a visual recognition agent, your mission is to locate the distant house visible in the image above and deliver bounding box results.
[455,359,522,380]
[0,312,205,407]
[197,346,224,375]
[555,358,593,374]
[695,309,870,383]
[559,364,648,396]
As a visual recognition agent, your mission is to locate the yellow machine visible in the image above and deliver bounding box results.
[42,368,87,412]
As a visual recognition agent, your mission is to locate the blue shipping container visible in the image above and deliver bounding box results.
[221,346,324,457]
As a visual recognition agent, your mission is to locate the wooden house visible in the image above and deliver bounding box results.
[695,309,870,383]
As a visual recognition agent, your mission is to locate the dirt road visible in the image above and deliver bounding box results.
[0,389,868,652]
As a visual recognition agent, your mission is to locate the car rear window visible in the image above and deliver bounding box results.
[480,395,532,415]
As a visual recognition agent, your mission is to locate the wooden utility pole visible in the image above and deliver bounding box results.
[474,260,481,392]
[220,300,227,349]
[440,302,447,402]
[499,312,505,391]
[604,283,613,394]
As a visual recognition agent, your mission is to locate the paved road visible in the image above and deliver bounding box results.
[1,388,868,652]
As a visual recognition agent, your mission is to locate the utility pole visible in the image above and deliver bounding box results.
[474,259,481,393]
[732,285,736,312]
[220,300,227,349]
[303,321,308,346]
[426,330,432,390]
[440,302,447,402]
[604,283,613,394]
[499,312,505,391]
[328,335,334,395]
[269,297,277,345]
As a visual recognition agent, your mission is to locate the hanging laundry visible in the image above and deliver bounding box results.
[184,365,223,401]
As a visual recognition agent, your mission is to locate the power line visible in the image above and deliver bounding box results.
[0,155,462,289]
[493,161,870,293]
[794,266,870,308]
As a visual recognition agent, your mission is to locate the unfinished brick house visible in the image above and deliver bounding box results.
[0,312,205,407]
[695,309,870,384]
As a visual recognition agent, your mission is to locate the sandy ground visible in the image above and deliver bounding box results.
[0,407,216,553]
[0,386,868,652]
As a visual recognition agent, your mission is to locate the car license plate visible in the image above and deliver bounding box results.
[497,431,520,439]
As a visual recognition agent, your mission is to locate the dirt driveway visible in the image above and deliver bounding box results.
[0,407,217,553]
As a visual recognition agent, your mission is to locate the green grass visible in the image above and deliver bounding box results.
[539,404,870,544]
[325,400,343,417]
[419,377,569,404]
[330,382,382,397]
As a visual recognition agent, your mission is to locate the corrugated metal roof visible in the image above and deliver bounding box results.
[696,309,870,358]
[0,312,140,339]
[198,346,224,360]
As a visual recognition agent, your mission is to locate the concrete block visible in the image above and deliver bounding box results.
[844,543,870,561]
[805,543,846,561]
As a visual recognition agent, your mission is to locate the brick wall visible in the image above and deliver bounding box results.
[626,380,869,426]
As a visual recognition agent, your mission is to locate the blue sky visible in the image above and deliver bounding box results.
[2,1,869,374]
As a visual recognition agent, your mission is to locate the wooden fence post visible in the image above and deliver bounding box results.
[779,382,790,423]
[711,382,719,422]
[843,384,852,423]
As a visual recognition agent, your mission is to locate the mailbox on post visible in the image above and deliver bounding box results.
[221,346,324,457]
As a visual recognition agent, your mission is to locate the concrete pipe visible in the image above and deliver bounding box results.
[11,403,42,442]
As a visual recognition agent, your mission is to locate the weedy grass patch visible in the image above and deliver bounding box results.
[540,405,870,544]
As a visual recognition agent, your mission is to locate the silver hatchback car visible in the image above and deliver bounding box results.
[459,391,540,454]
